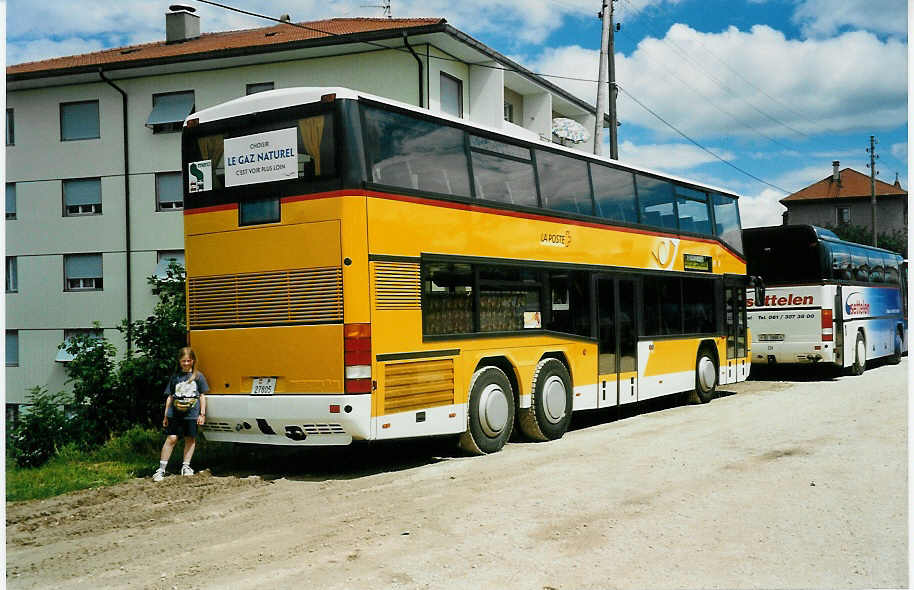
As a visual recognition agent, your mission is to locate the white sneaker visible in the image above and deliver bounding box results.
[181,464,194,476]
[153,468,166,482]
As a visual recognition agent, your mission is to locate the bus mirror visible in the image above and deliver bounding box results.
[752,277,765,307]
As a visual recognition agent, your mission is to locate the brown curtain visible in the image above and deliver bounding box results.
[197,134,224,169]
[298,116,324,176]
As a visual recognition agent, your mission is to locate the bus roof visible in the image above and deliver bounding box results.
[744,224,901,257]
[186,86,743,201]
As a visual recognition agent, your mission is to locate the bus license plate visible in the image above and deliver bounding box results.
[759,334,785,341]
[251,377,276,395]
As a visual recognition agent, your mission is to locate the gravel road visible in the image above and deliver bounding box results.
[6,359,907,589]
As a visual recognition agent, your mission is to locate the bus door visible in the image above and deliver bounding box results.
[596,276,638,407]
[723,276,749,383]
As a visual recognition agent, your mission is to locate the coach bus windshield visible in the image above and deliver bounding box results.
[182,103,338,210]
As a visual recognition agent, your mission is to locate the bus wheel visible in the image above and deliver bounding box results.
[519,358,573,442]
[888,330,903,365]
[459,366,515,455]
[687,348,717,404]
[850,332,866,375]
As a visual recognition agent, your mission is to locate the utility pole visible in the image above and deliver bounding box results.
[867,135,878,247]
[607,0,618,159]
[594,0,618,158]
[593,0,610,156]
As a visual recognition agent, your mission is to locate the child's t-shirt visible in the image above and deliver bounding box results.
[164,372,209,419]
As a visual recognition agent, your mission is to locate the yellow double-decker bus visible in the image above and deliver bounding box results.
[181,87,752,454]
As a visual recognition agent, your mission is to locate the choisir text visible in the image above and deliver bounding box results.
[746,293,814,307]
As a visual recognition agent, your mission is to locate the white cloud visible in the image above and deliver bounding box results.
[618,140,734,172]
[522,24,907,142]
[792,0,908,38]
[739,188,786,228]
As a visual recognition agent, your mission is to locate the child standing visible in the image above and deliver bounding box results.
[153,347,209,482]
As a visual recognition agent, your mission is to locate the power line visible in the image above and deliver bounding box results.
[616,84,789,194]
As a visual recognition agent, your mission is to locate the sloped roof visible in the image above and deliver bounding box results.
[780,167,907,203]
[7,17,446,76]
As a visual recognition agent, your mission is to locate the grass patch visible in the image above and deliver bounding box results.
[6,426,236,502]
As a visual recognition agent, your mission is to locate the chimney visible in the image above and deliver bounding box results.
[832,160,840,183]
[894,172,902,189]
[166,5,200,44]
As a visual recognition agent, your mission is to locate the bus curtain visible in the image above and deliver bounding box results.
[197,135,224,170]
[298,116,324,176]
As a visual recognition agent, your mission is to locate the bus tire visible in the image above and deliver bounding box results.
[519,358,573,442]
[850,332,866,375]
[888,329,903,365]
[458,366,515,455]
[686,347,718,404]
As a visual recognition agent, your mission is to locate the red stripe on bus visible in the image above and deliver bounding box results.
[184,203,237,215]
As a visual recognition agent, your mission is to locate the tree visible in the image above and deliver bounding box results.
[7,387,73,467]
[57,262,187,445]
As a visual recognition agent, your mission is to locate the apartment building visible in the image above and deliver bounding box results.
[5,8,599,419]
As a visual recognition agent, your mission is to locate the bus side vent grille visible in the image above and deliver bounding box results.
[188,267,342,329]
[383,359,455,414]
[375,262,421,310]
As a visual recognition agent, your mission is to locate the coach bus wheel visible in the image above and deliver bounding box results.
[850,332,866,375]
[687,348,718,404]
[458,366,515,455]
[888,330,903,365]
[519,358,574,442]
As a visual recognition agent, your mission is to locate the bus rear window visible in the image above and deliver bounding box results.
[183,108,337,207]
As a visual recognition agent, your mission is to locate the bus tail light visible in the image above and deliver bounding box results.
[344,323,371,394]
[821,309,833,342]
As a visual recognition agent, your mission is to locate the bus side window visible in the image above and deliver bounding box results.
[829,243,852,280]
[884,253,900,284]
[851,249,869,282]
[868,253,884,282]
[636,175,676,230]
[591,164,638,224]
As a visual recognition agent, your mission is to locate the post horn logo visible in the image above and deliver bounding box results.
[652,238,675,267]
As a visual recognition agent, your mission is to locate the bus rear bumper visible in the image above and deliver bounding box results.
[750,342,836,365]
[200,394,371,446]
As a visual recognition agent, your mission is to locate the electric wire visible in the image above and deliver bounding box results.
[616,84,789,194]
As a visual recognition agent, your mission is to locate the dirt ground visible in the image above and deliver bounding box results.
[6,359,908,589]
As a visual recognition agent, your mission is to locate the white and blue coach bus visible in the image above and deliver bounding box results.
[744,225,906,373]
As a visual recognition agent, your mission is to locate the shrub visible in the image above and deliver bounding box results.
[8,387,73,468]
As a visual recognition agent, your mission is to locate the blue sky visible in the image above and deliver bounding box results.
[6,0,908,227]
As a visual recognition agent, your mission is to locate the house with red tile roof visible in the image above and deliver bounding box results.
[4,7,600,414]
[780,161,907,235]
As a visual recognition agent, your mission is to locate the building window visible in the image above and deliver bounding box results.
[146,91,194,133]
[6,183,16,220]
[64,253,103,291]
[63,178,102,216]
[56,328,104,363]
[440,73,463,118]
[155,250,185,280]
[156,172,183,211]
[837,206,850,224]
[504,102,514,124]
[246,82,274,95]
[6,108,14,145]
[60,100,100,141]
[6,257,17,293]
[6,330,18,366]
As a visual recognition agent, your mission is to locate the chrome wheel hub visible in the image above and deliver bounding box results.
[479,383,509,437]
[542,376,567,424]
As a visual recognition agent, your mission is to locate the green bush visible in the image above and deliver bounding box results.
[8,387,73,468]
